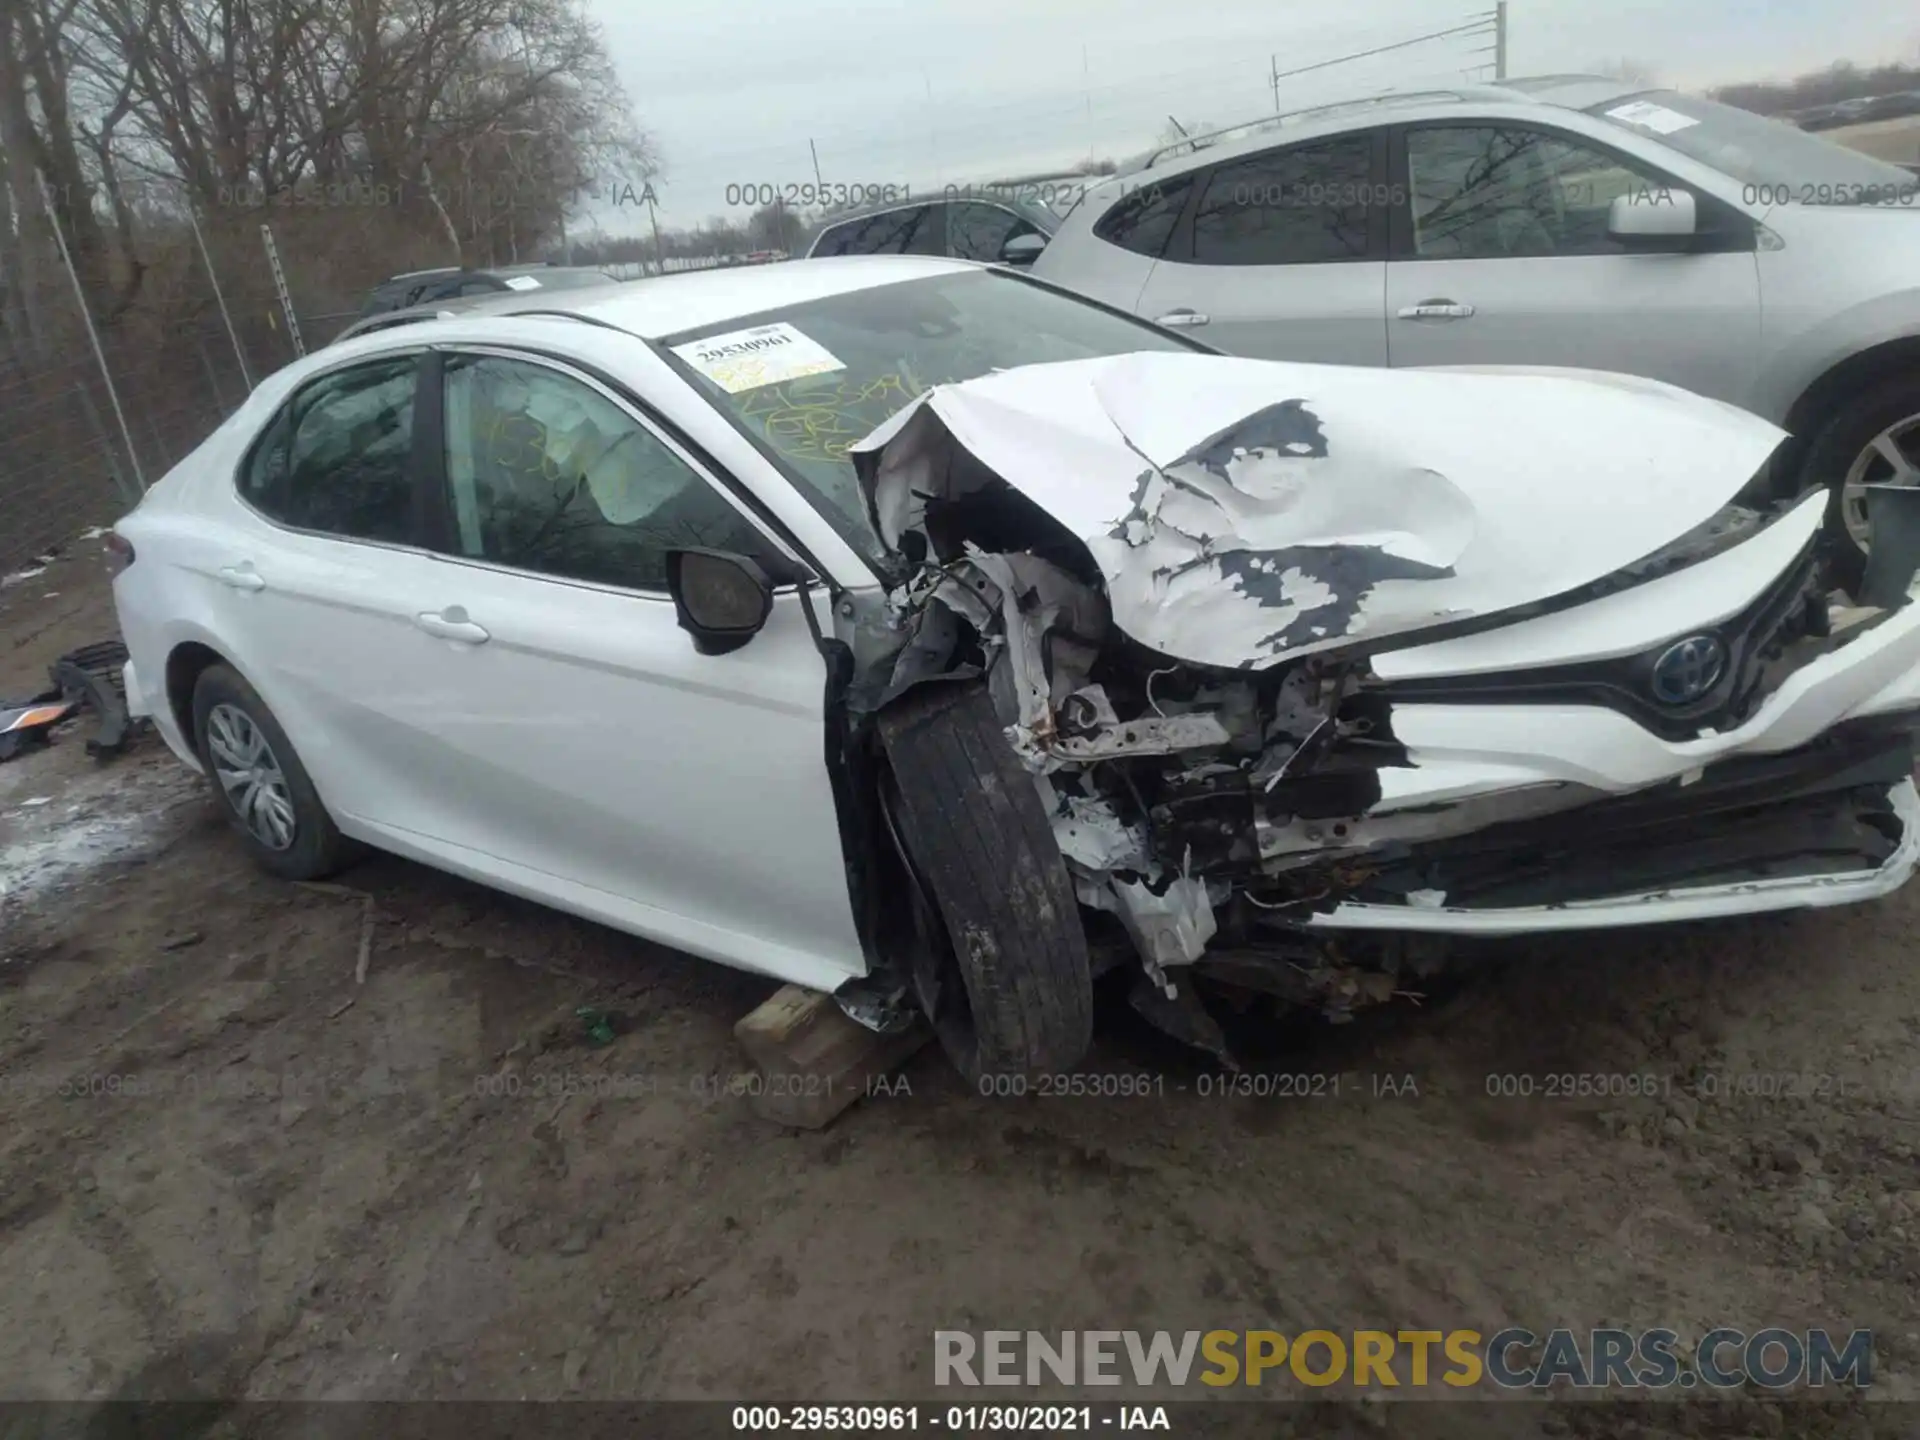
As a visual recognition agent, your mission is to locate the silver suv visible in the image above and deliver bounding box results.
[1032,76,1920,588]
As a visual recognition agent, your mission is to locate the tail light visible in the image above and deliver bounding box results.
[104,531,135,575]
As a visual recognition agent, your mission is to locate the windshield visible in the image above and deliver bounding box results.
[659,269,1202,567]
[1588,90,1917,203]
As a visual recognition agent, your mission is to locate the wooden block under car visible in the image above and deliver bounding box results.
[733,984,928,1129]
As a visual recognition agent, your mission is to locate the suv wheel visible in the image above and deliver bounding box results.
[1803,373,1920,595]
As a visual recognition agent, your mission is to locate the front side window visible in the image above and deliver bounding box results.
[441,355,766,590]
[1189,135,1376,265]
[240,357,418,543]
[1405,126,1681,259]
[946,202,1041,262]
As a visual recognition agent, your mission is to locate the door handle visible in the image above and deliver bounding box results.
[413,608,490,644]
[1154,309,1211,328]
[217,564,266,592]
[1397,300,1476,320]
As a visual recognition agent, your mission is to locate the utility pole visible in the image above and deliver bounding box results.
[1271,54,1281,113]
[1495,1,1508,79]
[646,187,667,277]
[809,139,824,190]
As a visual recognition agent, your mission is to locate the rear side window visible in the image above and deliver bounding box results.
[241,357,419,543]
[1189,135,1377,265]
[1092,174,1195,258]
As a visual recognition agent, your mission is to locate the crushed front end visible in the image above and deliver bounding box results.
[838,353,1920,1045]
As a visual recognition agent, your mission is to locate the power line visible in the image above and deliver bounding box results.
[1269,15,1498,86]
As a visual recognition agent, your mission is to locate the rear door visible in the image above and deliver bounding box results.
[1383,122,1762,401]
[1131,130,1391,363]
[215,351,461,830]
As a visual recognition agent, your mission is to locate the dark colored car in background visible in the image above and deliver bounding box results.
[805,191,1073,266]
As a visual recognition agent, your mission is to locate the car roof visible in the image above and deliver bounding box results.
[546,254,978,337]
[333,287,554,343]
[334,255,980,349]
[1121,73,1650,177]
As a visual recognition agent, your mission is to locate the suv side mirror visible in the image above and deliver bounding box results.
[1608,188,1699,251]
[998,232,1048,266]
[666,549,787,655]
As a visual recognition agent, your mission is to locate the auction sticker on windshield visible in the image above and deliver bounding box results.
[672,322,847,393]
[1605,101,1700,135]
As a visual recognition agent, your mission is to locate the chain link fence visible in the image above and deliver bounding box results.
[0,182,444,577]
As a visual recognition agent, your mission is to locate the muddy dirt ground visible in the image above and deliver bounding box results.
[3,540,1919,1437]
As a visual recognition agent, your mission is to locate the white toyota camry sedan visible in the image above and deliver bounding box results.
[111,256,1920,1079]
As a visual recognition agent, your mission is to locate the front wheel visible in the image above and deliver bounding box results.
[876,681,1094,1083]
[1802,372,1920,597]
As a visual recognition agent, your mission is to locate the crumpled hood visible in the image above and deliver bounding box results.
[851,351,1788,670]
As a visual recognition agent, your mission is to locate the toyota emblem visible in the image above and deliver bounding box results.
[1650,634,1726,706]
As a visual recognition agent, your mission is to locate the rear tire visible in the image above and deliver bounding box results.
[876,681,1094,1083]
[191,663,353,881]
[1801,371,1920,597]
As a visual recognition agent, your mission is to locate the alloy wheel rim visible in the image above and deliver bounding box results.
[206,703,297,851]
[1841,412,1920,552]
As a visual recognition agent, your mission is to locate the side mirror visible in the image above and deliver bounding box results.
[1608,188,1699,252]
[666,549,783,655]
[998,232,1048,267]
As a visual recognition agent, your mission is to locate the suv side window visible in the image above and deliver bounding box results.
[812,204,945,256]
[1092,174,1196,259]
[1187,135,1377,265]
[441,354,767,590]
[1403,126,1696,259]
[946,202,1041,262]
[240,356,419,543]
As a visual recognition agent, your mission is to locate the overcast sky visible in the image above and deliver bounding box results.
[580,0,1919,234]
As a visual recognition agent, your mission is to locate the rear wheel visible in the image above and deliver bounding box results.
[1803,372,1920,596]
[191,664,352,880]
[876,681,1094,1083]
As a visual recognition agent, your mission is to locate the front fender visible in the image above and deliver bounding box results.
[1751,286,1920,427]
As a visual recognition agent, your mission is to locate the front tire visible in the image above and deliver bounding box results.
[1802,372,1920,597]
[876,681,1094,1083]
[191,663,351,881]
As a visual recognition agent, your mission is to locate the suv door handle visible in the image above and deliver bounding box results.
[1154,309,1210,328]
[217,564,266,592]
[414,608,490,644]
[1398,299,1476,320]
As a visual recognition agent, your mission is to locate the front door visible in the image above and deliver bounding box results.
[1384,123,1762,404]
[390,347,864,985]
